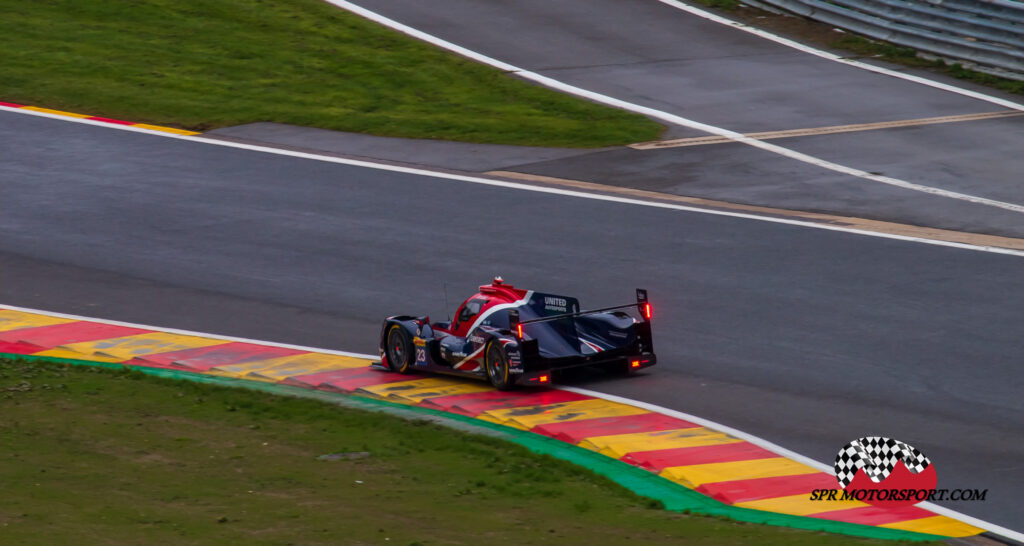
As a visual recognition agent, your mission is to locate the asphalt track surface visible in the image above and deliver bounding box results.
[1,110,1023,531]
[345,0,1024,238]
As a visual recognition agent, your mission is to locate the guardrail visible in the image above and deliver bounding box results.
[749,0,1024,79]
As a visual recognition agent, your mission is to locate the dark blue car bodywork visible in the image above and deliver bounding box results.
[374,282,655,389]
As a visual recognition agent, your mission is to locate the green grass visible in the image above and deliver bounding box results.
[0,0,662,147]
[0,357,932,545]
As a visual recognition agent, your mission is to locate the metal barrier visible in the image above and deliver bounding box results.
[749,0,1024,78]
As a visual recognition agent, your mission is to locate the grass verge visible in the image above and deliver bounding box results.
[0,0,662,147]
[0,356,935,545]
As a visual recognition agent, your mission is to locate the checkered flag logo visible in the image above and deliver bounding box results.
[834,437,931,489]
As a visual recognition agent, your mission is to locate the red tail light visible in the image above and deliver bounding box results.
[539,375,549,383]
[630,360,640,368]
[643,303,652,320]
[516,323,524,339]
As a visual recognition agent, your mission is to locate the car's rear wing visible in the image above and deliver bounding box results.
[508,289,655,378]
[509,288,652,334]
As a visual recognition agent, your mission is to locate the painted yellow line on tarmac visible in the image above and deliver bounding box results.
[661,458,820,488]
[38,332,227,361]
[579,427,741,458]
[132,123,201,136]
[630,111,1024,149]
[880,515,986,537]
[0,310,74,332]
[6,102,202,134]
[477,398,649,430]
[357,377,491,404]
[735,492,867,516]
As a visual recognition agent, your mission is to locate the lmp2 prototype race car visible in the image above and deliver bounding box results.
[374,277,656,389]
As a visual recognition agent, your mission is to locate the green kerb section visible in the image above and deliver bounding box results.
[6,353,946,542]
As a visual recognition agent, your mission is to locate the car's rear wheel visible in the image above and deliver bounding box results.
[485,341,513,390]
[385,325,414,374]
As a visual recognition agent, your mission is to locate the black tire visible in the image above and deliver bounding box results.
[484,341,513,390]
[385,325,414,374]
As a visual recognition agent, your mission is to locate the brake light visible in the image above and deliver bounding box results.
[643,303,652,320]
[516,323,523,339]
[630,360,640,368]
[539,375,549,383]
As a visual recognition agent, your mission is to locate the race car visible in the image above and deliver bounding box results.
[374,277,656,389]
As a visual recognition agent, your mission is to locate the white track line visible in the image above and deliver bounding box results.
[324,0,1024,215]
[4,301,1020,541]
[6,104,1024,258]
[658,0,1024,113]
[563,386,1024,542]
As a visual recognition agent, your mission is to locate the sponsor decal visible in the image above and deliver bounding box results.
[509,367,524,375]
[544,296,568,313]
[468,335,485,344]
[413,337,426,347]
[809,436,987,506]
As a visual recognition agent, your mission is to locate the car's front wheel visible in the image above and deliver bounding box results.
[485,341,513,390]
[385,325,414,374]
